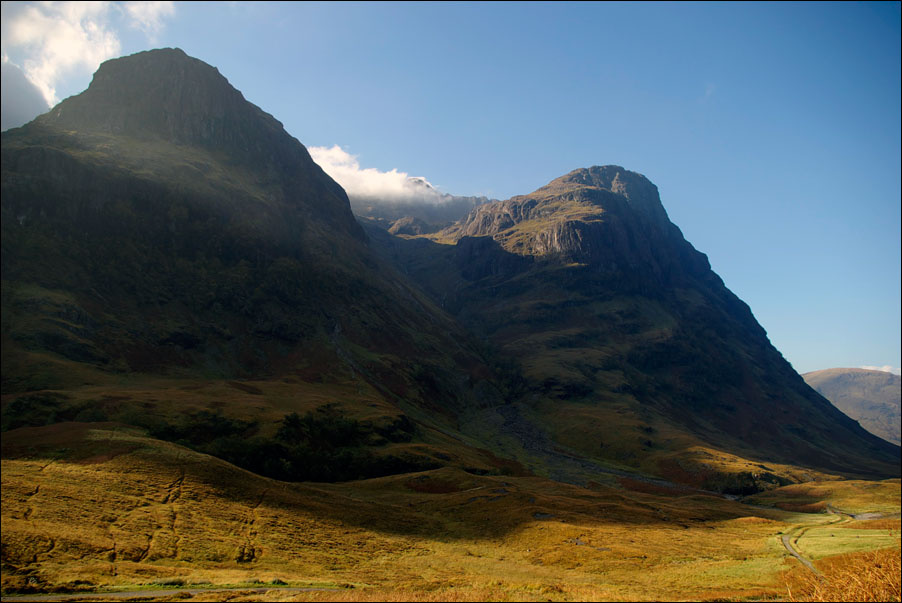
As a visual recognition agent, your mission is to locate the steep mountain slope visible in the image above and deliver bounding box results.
[1,48,510,481]
[368,166,900,489]
[803,368,901,445]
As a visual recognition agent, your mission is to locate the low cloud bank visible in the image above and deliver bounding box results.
[309,145,446,204]
[860,366,902,376]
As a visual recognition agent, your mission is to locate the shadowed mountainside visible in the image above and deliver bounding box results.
[352,194,494,234]
[366,166,900,489]
[803,368,901,445]
[1,48,514,483]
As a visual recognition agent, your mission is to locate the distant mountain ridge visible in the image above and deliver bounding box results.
[803,368,901,445]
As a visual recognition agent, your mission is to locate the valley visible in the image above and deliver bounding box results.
[1,48,899,601]
[2,421,898,601]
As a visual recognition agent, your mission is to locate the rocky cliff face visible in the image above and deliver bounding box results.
[451,167,670,239]
[442,166,711,288]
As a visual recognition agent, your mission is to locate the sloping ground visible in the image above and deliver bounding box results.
[3,422,898,601]
[803,368,901,445]
[367,167,901,489]
[0,370,528,484]
[1,49,508,468]
[745,479,902,515]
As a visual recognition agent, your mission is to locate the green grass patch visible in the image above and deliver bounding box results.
[796,526,901,560]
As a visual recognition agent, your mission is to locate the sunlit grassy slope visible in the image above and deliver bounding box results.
[2,422,899,601]
[745,479,902,515]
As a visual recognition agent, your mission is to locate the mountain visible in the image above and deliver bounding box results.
[803,368,901,445]
[367,166,900,490]
[2,49,898,498]
[1,48,512,482]
[2,46,900,599]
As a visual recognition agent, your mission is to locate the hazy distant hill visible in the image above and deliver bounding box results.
[351,193,494,234]
[803,368,901,445]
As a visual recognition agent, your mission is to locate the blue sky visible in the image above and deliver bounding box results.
[2,1,900,374]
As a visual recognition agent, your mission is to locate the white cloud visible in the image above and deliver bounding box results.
[309,145,446,203]
[124,1,174,40]
[859,366,902,376]
[0,1,175,107]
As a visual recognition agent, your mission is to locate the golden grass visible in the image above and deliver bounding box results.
[2,422,899,601]
[783,547,901,602]
[845,518,902,531]
[747,479,902,515]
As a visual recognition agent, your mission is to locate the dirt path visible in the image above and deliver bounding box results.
[778,509,842,577]
[0,587,335,602]
[780,532,822,577]
[775,503,898,578]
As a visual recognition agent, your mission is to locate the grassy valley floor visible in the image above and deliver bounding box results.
[1,423,899,601]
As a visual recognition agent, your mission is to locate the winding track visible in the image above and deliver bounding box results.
[777,504,900,578]
[781,532,824,577]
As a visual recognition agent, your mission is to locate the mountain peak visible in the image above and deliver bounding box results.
[34,48,296,168]
[17,47,361,239]
[536,165,671,228]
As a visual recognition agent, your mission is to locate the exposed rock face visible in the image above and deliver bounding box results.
[388,216,431,236]
[560,165,672,228]
[442,166,711,287]
[455,167,671,238]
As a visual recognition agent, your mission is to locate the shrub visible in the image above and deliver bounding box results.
[783,547,900,602]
